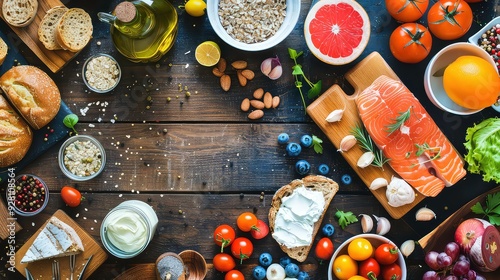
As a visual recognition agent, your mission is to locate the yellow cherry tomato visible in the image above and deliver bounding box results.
[332,255,358,280]
[347,237,373,261]
[185,0,206,17]
[348,276,368,280]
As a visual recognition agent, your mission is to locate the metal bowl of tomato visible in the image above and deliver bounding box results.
[328,233,406,280]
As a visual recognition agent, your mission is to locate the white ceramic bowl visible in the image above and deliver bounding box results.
[424,42,498,115]
[207,0,300,51]
[328,234,407,280]
[468,16,500,45]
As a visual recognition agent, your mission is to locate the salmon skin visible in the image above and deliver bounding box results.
[355,75,466,197]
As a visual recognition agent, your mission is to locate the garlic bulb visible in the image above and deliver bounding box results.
[261,57,283,80]
[400,240,416,257]
[386,176,415,207]
[267,263,286,280]
[325,109,344,122]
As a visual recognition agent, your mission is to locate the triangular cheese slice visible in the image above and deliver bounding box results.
[21,216,84,263]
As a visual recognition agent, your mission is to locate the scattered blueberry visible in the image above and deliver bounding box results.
[341,174,352,185]
[300,134,313,148]
[252,265,266,280]
[258,252,273,267]
[295,160,311,175]
[297,271,310,280]
[280,256,292,268]
[322,223,335,237]
[318,164,329,175]
[277,133,290,145]
[285,263,300,278]
[286,142,302,157]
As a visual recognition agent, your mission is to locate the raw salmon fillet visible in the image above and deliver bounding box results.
[355,75,466,197]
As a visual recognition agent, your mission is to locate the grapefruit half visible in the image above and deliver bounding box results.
[304,0,371,65]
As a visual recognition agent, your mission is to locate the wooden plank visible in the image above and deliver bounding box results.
[0,198,22,240]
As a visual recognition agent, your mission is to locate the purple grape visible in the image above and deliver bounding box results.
[452,260,470,276]
[475,274,486,280]
[442,276,458,280]
[425,251,441,270]
[458,254,469,262]
[422,271,440,280]
[445,242,460,262]
[437,252,453,268]
[466,270,477,280]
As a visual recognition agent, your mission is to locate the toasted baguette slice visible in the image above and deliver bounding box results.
[38,6,68,50]
[2,0,38,27]
[55,8,92,52]
[0,36,7,65]
[268,175,339,262]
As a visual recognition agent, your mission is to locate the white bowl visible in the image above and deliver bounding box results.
[328,234,407,280]
[207,0,300,51]
[468,16,500,45]
[424,42,497,115]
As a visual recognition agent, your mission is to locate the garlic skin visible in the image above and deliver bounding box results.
[359,214,374,233]
[325,109,344,122]
[400,240,416,257]
[386,176,415,207]
[357,151,375,168]
[374,215,391,235]
[415,207,436,221]
[261,57,283,80]
[369,177,389,190]
[338,135,357,152]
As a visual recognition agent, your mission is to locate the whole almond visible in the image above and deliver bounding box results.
[253,88,264,99]
[220,74,231,91]
[241,69,255,80]
[231,60,248,70]
[263,92,272,109]
[250,100,265,109]
[240,98,250,112]
[217,58,227,73]
[237,70,248,87]
[248,110,264,120]
[212,67,224,77]
[272,96,280,108]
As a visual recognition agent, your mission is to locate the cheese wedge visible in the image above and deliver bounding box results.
[21,217,84,263]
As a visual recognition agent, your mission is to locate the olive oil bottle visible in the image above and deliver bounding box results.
[98,0,178,63]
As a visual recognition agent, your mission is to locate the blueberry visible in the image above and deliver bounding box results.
[286,142,302,157]
[280,256,292,268]
[318,164,329,175]
[297,271,310,280]
[300,134,313,148]
[252,265,266,280]
[258,252,273,267]
[285,263,300,278]
[341,174,352,185]
[278,133,290,145]
[295,160,311,175]
[322,223,335,236]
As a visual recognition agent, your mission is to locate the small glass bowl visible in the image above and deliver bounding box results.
[5,174,49,217]
[58,135,106,181]
[82,53,121,93]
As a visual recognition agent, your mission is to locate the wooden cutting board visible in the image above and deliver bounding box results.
[307,52,426,219]
[0,198,21,239]
[0,0,82,73]
[15,210,107,280]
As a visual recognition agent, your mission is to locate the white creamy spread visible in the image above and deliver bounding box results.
[105,209,148,252]
[272,186,325,248]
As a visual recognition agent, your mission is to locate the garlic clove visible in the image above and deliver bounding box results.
[261,57,282,80]
[400,240,416,257]
[325,109,344,122]
[260,58,272,76]
[268,64,283,80]
[357,151,375,168]
[338,135,357,152]
[369,177,389,190]
[415,207,436,221]
[359,214,374,233]
[373,215,391,235]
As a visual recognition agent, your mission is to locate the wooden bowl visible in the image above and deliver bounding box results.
[155,252,185,280]
[178,250,207,280]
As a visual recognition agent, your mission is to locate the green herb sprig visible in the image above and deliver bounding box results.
[335,209,358,229]
[352,124,390,168]
[386,107,412,135]
[471,192,500,226]
[63,114,79,135]
[288,48,322,112]
[312,135,323,154]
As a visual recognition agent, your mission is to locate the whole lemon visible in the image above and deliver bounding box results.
[443,55,500,110]
[185,0,206,17]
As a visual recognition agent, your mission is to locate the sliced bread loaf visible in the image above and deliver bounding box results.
[38,6,68,50]
[2,0,38,27]
[0,36,8,65]
[268,175,339,262]
[55,8,92,52]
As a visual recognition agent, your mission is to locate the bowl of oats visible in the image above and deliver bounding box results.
[58,135,106,181]
[207,0,300,51]
[82,53,121,93]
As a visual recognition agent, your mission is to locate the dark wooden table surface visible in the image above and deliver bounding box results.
[1,0,500,279]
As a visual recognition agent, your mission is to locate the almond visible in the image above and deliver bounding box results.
[241,69,255,80]
[220,74,231,92]
[263,92,272,109]
[240,98,250,112]
[272,96,280,108]
[250,100,265,109]
[217,58,227,73]
[237,70,247,87]
[253,88,265,99]
[212,67,224,77]
[231,60,247,70]
[248,110,264,120]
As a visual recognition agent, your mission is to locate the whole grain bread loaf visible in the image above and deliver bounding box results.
[38,6,68,50]
[0,36,8,65]
[268,175,339,262]
[55,8,92,52]
[2,0,38,27]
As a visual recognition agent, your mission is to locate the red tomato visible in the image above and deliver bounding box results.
[315,237,334,260]
[381,263,403,280]
[385,0,429,22]
[389,23,432,64]
[230,237,253,263]
[225,269,244,280]
[236,212,257,232]
[359,257,381,279]
[214,224,236,252]
[61,186,83,207]
[250,219,269,239]
[213,253,236,272]
[427,0,473,40]
[375,244,399,265]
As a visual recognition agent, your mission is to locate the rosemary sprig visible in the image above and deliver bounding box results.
[410,143,442,168]
[386,107,412,135]
[351,125,390,168]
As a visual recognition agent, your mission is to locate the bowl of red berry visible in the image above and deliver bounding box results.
[7,174,49,216]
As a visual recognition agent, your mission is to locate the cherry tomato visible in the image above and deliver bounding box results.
[230,237,253,263]
[348,276,368,280]
[225,269,245,280]
[315,237,334,260]
[332,255,358,280]
[389,23,432,64]
[427,0,473,40]
[359,257,381,279]
[236,212,257,232]
[381,263,403,280]
[184,0,206,17]
[214,224,236,252]
[347,237,373,261]
[250,219,269,239]
[61,186,83,207]
[213,253,236,272]
[375,243,399,265]
[385,0,429,22]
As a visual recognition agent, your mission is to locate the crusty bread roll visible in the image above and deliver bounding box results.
[2,0,38,27]
[55,8,92,52]
[0,65,61,130]
[0,36,8,65]
[0,94,32,167]
[38,6,68,50]
[268,175,339,262]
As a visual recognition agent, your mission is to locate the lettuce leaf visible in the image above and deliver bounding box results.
[464,117,500,183]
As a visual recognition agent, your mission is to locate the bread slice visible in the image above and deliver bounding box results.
[268,175,339,262]
[2,0,38,27]
[0,36,7,65]
[37,6,68,50]
[55,8,92,52]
